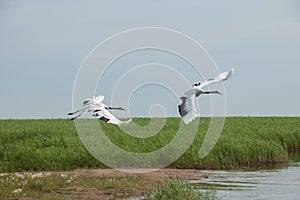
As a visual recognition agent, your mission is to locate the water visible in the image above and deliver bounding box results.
[193,152,300,200]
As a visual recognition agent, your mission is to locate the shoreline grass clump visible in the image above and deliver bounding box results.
[0,117,300,172]
[145,176,220,200]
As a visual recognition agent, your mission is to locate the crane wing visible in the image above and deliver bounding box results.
[83,95,104,106]
[193,68,234,89]
[94,95,104,103]
[178,89,198,124]
[93,108,131,126]
[68,106,90,120]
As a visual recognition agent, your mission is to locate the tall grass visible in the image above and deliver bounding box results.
[0,117,299,172]
[0,119,104,172]
[174,117,299,169]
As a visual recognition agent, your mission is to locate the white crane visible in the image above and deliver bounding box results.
[178,68,234,124]
[68,95,131,126]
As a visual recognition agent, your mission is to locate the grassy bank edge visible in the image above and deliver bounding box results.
[0,117,299,172]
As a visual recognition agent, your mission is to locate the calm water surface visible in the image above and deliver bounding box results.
[193,152,300,200]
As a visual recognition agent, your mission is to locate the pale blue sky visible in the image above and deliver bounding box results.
[0,0,299,119]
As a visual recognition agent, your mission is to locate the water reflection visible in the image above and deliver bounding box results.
[193,151,300,200]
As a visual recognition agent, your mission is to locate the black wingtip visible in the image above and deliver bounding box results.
[99,117,110,123]
[67,112,73,115]
[193,82,201,87]
[178,105,182,116]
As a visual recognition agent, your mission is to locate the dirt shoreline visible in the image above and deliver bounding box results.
[8,168,204,180]
[66,168,203,180]
[4,169,205,200]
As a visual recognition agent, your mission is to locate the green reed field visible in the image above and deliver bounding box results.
[0,117,299,172]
